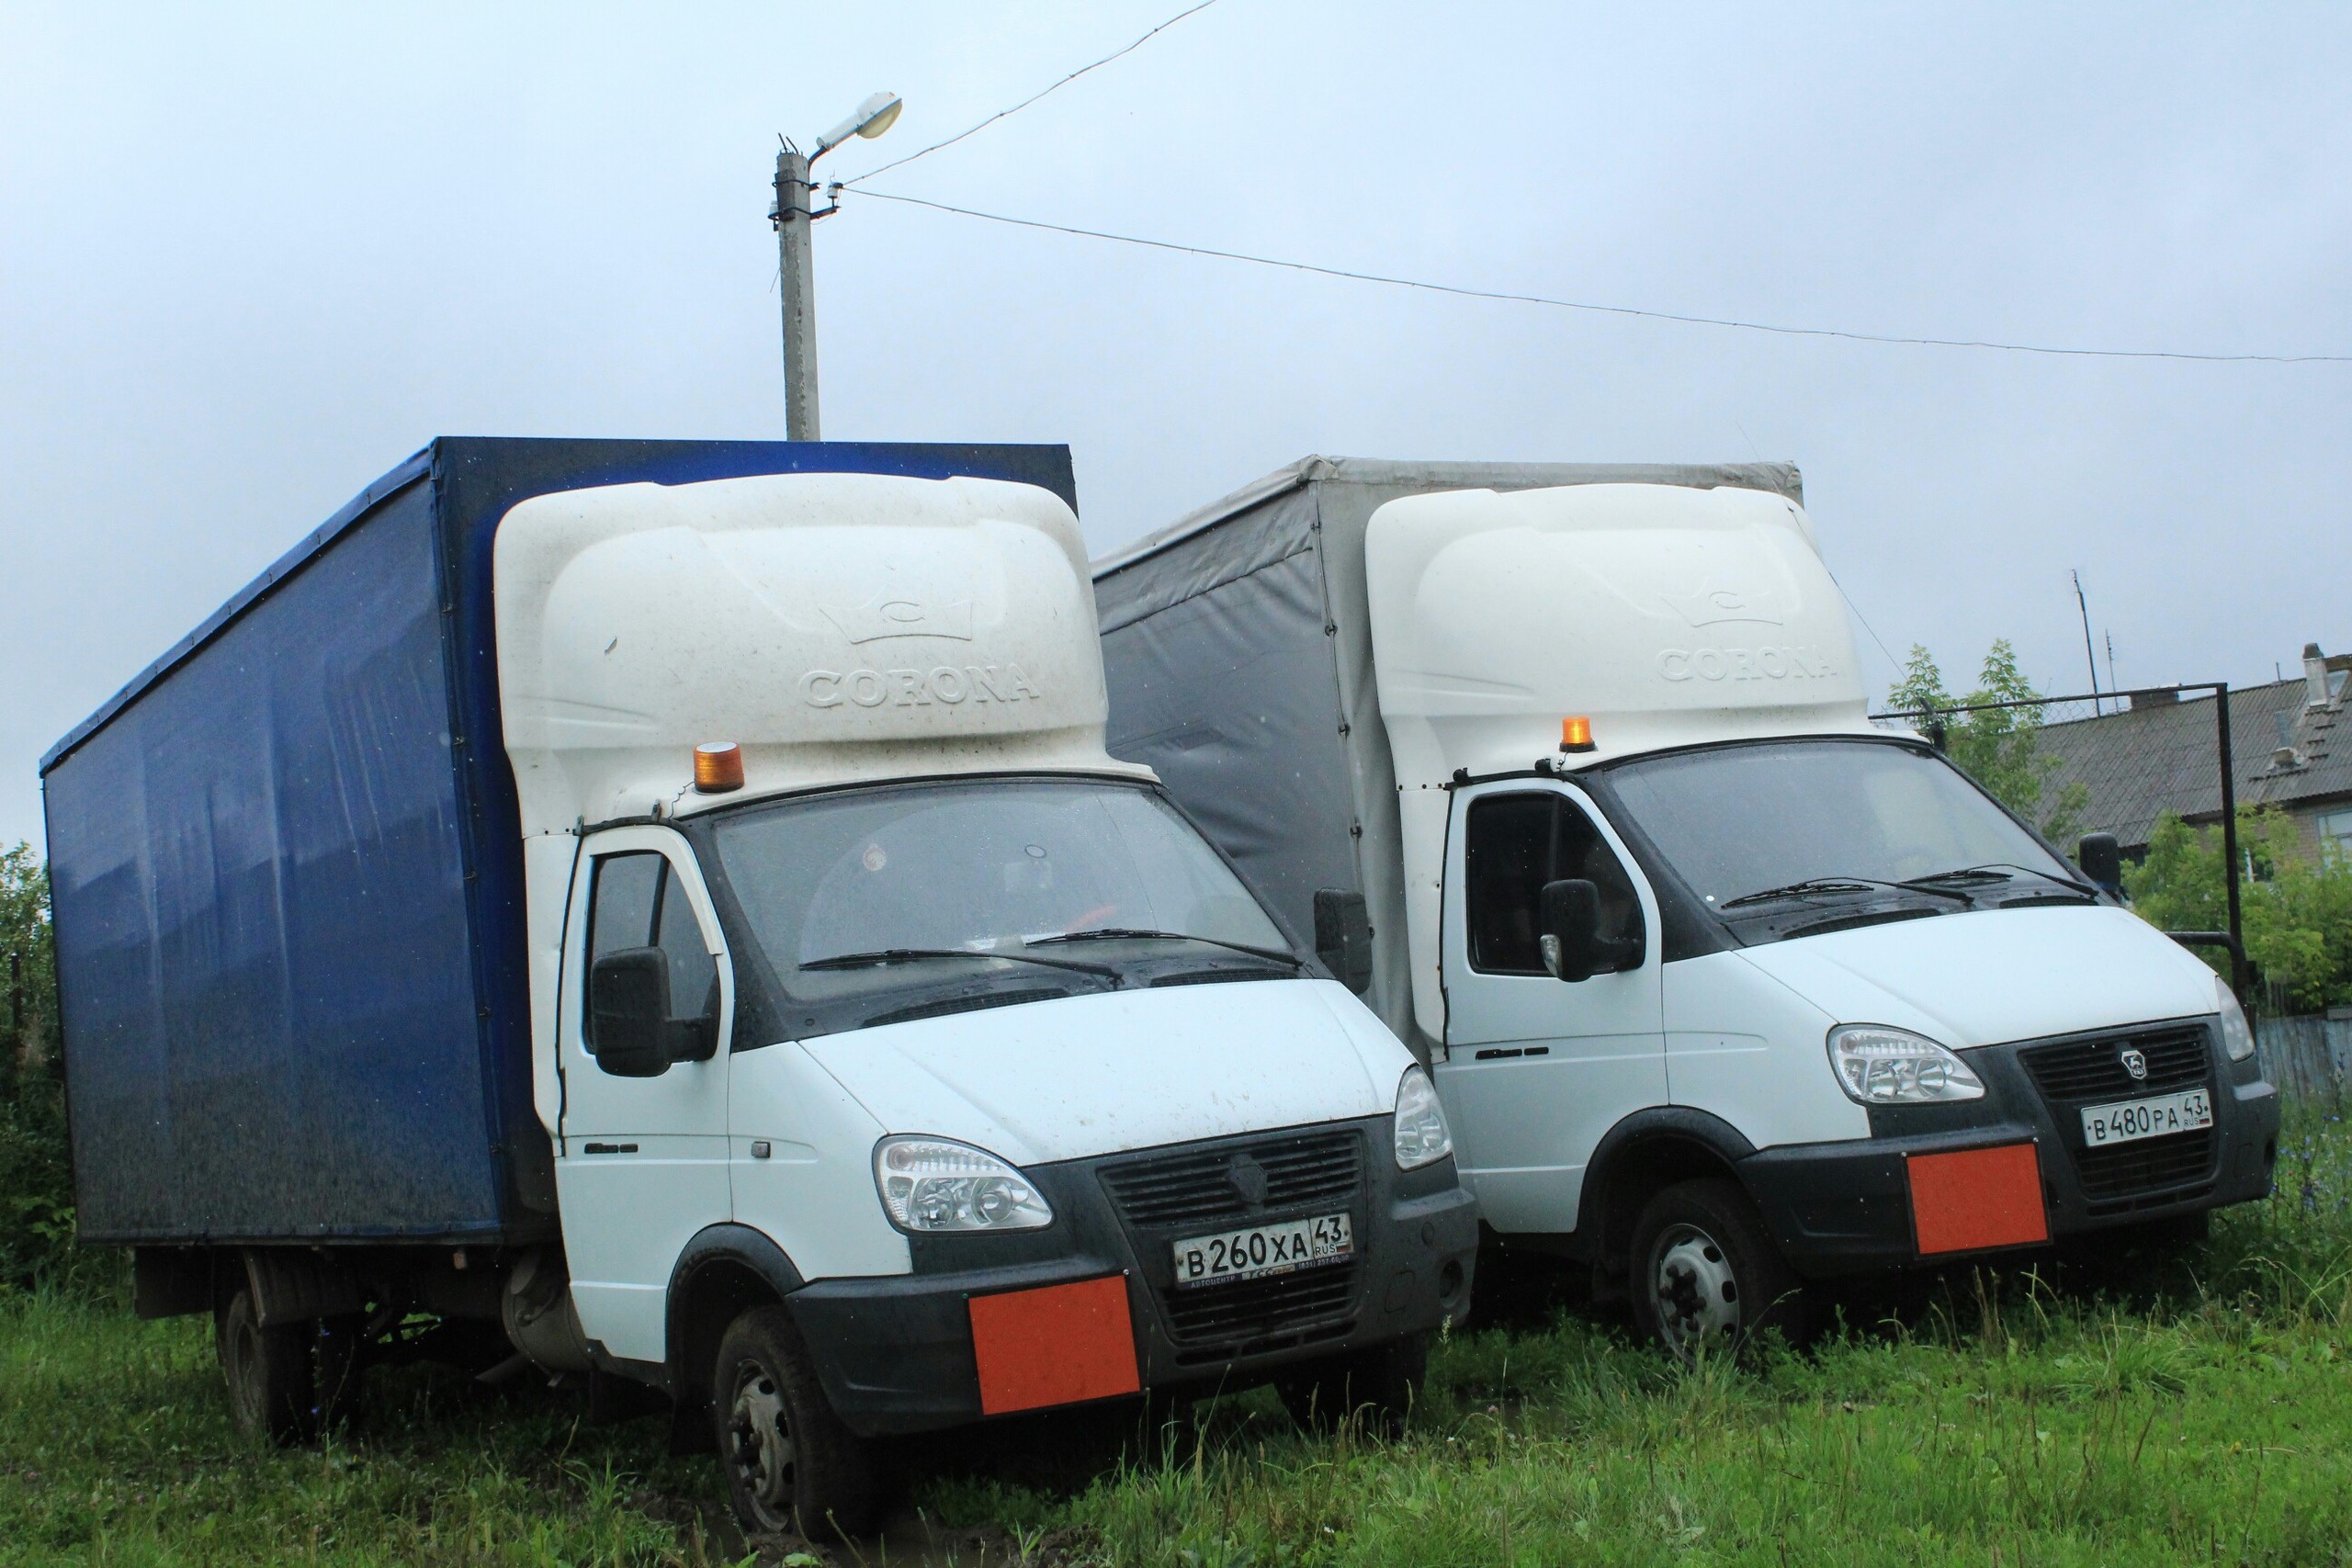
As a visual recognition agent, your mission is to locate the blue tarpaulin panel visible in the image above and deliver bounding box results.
[44,437,1076,1244]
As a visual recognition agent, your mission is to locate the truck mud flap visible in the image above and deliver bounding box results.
[244,1248,365,1327]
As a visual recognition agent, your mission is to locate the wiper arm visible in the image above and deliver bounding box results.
[1720,876,1973,911]
[1903,863,2098,897]
[798,947,1118,981]
[1025,927,1305,967]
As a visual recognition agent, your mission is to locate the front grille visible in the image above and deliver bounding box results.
[1100,1128,1368,1358]
[2076,1131,2216,1203]
[1098,1129,1362,1231]
[1159,1262,1359,1357]
[2015,1026,2221,1208]
[2019,1027,2211,1103]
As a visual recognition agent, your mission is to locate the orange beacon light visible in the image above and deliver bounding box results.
[694,741,745,793]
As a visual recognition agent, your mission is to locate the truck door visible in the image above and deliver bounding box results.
[1434,780,1666,1234]
[556,826,733,1365]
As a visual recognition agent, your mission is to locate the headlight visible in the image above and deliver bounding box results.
[1393,1064,1453,1169]
[1826,1024,1985,1104]
[872,1136,1053,1233]
[2216,976,2256,1062]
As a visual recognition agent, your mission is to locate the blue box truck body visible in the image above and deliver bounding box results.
[42,437,1077,1247]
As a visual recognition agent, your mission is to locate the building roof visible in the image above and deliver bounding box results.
[2031,672,2350,851]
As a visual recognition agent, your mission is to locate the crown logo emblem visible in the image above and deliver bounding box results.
[820,591,974,644]
[1227,1153,1270,1208]
[1663,581,1785,628]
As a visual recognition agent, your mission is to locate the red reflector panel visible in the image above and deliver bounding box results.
[1907,1142,2050,1256]
[967,1274,1141,1416]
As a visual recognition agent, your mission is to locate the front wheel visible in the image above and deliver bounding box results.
[1629,1179,1807,1360]
[711,1305,880,1540]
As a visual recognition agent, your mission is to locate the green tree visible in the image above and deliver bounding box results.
[0,842,74,1289]
[1887,640,2090,842]
[2125,807,2352,1012]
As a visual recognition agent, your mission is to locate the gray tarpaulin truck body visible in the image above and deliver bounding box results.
[1090,457,1804,1053]
[1092,454,2278,1360]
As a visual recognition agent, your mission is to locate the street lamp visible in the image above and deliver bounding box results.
[773,92,902,440]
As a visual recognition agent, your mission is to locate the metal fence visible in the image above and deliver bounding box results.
[1873,682,2249,994]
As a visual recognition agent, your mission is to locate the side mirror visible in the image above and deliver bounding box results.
[589,948,676,1077]
[1539,880,1643,982]
[2075,832,2122,897]
[1314,889,1374,995]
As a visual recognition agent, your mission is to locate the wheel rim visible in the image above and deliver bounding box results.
[1649,1222,1741,1355]
[725,1359,797,1531]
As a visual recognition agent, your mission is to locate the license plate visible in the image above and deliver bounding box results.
[1172,1213,1353,1288]
[2080,1087,2213,1146]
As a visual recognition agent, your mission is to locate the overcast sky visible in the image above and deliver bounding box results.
[4,3,2346,849]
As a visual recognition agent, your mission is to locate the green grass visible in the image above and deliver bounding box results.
[6,1110,2352,1566]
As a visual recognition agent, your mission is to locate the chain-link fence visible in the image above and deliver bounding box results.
[1872,683,2250,1000]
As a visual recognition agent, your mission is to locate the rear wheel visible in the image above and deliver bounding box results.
[711,1305,879,1540]
[1275,1333,1426,1437]
[1630,1179,1806,1360]
[215,1285,316,1444]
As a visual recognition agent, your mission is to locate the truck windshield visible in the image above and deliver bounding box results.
[709,777,1295,1034]
[1601,739,2087,942]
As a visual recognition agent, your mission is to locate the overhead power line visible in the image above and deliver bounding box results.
[838,0,1222,188]
[851,188,2352,366]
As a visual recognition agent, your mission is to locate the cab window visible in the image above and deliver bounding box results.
[586,851,720,1051]
[1463,794,1644,975]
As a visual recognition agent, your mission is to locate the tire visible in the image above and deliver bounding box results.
[215,1285,317,1445]
[1629,1179,1807,1361]
[1275,1333,1427,1437]
[711,1305,880,1540]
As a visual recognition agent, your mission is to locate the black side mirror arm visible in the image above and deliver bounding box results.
[589,947,678,1077]
[1538,878,1646,982]
[2075,832,2124,898]
[1539,879,1602,982]
[1314,889,1375,995]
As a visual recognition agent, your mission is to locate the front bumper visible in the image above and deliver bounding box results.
[1740,1017,2280,1278]
[786,1115,1477,1437]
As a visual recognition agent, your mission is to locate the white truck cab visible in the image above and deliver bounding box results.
[1095,458,2278,1356]
[497,471,1476,1530]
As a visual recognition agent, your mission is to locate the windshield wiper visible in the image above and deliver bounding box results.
[1902,863,2098,897]
[1720,876,1974,911]
[799,947,1118,981]
[1025,928,1305,967]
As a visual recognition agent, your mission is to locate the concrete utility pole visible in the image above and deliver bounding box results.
[774,147,821,440]
[769,93,904,442]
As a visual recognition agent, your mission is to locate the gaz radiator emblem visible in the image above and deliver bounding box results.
[2119,1046,2149,1081]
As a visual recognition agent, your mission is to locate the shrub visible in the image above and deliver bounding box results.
[0,842,74,1290]
[2127,807,2352,1011]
